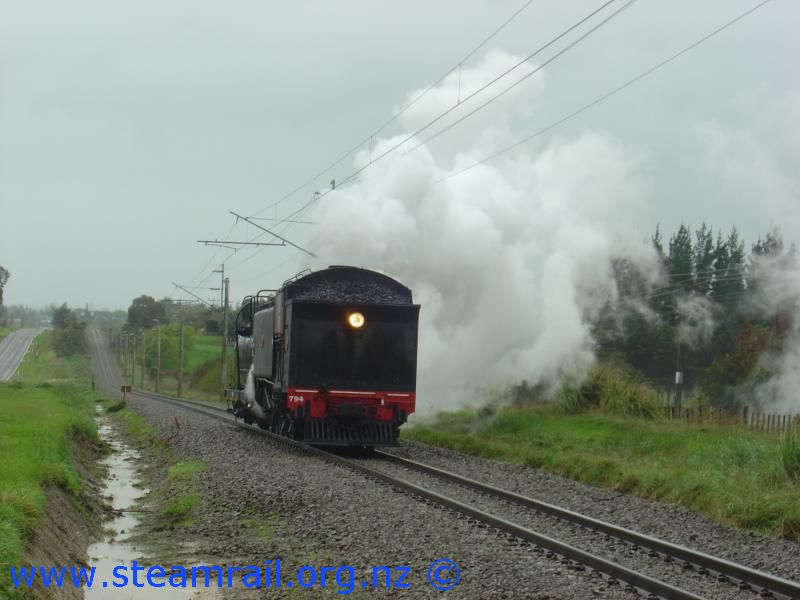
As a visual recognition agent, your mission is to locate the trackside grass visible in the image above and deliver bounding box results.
[0,332,100,595]
[404,406,800,540]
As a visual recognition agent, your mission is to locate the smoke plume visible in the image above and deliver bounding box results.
[748,256,800,413]
[307,51,656,416]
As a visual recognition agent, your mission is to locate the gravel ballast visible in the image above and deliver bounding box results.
[386,440,800,584]
[351,455,782,599]
[122,394,636,599]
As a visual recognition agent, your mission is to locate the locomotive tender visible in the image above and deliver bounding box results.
[226,266,420,446]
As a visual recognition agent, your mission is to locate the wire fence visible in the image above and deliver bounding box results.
[666,405,800,434]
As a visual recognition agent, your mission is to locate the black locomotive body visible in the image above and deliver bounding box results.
[227,266,420,446]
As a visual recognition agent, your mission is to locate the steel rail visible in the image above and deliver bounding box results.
[373,451,800,599]
[129,388,703,600]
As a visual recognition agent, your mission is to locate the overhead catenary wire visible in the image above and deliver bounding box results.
[433,0,775,185]
[402,0,640,155]
[233,0,633,262]
[205,0,775,292]
[324,0,628,195]
[226,0,550,272]
[249,0,540,218]
[281,0,773,231]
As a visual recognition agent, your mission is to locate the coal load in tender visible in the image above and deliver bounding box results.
[291,279,410,305]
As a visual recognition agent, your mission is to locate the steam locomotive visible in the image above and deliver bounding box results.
[226,266,420,446]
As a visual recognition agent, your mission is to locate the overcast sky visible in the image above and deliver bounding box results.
[1,0,797,310]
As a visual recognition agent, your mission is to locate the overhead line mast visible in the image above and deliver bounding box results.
[172,283,217,308]
[230,211,316,258]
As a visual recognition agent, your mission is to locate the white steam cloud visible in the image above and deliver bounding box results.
[307,51,656,416]
[676,295,716,349]
[748,257,800,413]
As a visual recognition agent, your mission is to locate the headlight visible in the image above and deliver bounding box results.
[347,312,365,329]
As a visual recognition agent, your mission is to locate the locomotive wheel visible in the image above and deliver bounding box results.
[269,410,281,433]
[279,413,293,438]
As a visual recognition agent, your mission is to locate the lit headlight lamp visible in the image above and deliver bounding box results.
[347,311,365,329]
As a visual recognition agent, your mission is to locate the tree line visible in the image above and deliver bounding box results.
[0,265,9,326]
[594,224,797,409]
[51,304,87,356]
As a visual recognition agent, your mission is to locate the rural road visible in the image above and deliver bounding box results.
[87,326,121,391]
[0,328,42,381]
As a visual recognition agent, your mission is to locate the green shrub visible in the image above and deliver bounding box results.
[105,400,126,413]
[53,325,87,356]
[555,360,663,419]
[161,494,199,518]
[555,380,588,414]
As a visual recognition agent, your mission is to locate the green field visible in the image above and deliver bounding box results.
[0,332,99,595]
[405,406,800,540]
[123,332,227,402]
[185,335,221,371]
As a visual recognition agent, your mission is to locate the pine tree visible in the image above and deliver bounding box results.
[718,227,745,302]
[710,232,730,301]
[667,224,694,288]
[749,226,784,298]
[693,223,715,294]
[652,225,665,258]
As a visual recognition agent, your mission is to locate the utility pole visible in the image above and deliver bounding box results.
[123,335,128,376]
[177,317,184,398]
[674,341,683,411]
[140,331,146,389]
[131,334,136,388]
[212,264,224,321]
[155,320,161,393]
[219,263,224,309]
[220,277,230,401]
[674,312,684,411]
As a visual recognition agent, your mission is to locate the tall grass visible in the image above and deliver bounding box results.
[555,360,663,419]
[780,426,800,481]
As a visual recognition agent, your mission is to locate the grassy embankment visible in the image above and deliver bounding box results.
[405,363,800,540]
[0,331,100,595]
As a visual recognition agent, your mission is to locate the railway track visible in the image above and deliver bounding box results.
[129,388,800,600]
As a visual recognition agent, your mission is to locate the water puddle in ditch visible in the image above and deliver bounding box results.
[86,416,194,599]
